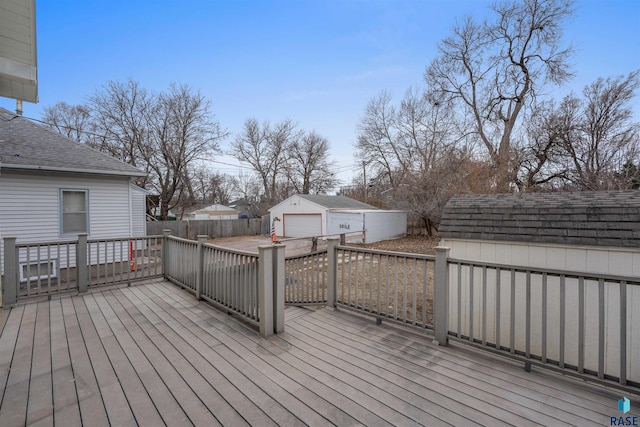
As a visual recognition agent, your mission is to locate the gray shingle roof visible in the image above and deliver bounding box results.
[0,108,145,177]
[439,191,640,248]
[298,194,378,210]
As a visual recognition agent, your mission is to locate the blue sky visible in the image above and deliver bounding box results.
[2,0,639,187]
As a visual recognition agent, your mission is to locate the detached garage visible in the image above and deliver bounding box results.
[269,194,407,243]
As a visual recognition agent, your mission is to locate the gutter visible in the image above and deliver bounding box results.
[0,163,147,178]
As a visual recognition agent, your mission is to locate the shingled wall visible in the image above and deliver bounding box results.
[439,190,640,248]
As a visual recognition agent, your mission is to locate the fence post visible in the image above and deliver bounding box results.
[272,244,286,333]
[162,229,172,279]
[3,237,18,307]
[340,233,345,245]
[196,235,207,300]
[77,233,88,293]
[327,237,340,309]
[434,246,450,346]
[258,245,274,337]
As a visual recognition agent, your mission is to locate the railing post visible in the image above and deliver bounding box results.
[272,244,286,334]
[434,246,450,346]
[327,237,340,309]
[258,245,274,337]
[77,233,88,293]
[3,237,18,307]
[196,235,207,300]
[162,229,172,279]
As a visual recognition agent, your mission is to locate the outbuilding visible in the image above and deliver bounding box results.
[439,190,640,275]
[269,194,407,243]
[438,190,640,383]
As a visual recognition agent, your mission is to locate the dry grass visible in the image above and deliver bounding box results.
[352,235,440,255]
[336,251,435,326]
[284,246,436,327]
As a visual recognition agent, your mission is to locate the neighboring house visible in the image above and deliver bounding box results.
[0,107,147,276]
[185,204,239,220]
[269,194,407,243]
[439,190,640,382]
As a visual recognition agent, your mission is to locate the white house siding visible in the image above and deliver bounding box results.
[441,238,640,384]
[1,172,134,273]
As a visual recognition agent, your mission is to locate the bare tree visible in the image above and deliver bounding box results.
[514,99,571,190]
[231,171,263,216]
[355,91,404,189]
[515,72,640,190]
[230,118,299,204]
[143,83,225,219]
[191,165,234,205]
[425,0,575,191]
[42,102,92,142]
[88,79,152,170]
[355,87,474,232]
[559,72,640,189]
[287,131,337,194]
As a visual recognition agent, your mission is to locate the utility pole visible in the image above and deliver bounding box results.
[363,160,367,203]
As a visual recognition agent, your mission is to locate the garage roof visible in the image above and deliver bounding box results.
[439,190,640,248]
[297,194,378,210]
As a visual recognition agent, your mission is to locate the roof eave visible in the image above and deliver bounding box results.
[0,163,147,178]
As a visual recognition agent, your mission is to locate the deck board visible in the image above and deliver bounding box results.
[60,297,110,427]
[82,295,165,426]
[0,280,634,426]
[26,302,53,426]
[148,284,390,426]
[134,286,308,427]
[50,299,81,427]
[71,295,137,427]
[1,303,36,427]
[296,310,606,426]
[314,308,617,416]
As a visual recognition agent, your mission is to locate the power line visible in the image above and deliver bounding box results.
[7,112,359,177]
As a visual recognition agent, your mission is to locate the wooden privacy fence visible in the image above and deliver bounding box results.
[148,218,262,240]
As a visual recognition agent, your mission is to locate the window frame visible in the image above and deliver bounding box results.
[59,188,90,236]
[19,259,58,283]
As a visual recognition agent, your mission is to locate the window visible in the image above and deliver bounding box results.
[60,189,88,234]
[20,260,58,283]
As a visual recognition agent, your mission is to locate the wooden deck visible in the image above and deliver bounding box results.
[0,280,633,426]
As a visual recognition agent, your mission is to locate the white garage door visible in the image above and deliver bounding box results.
[283,214,322,238]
